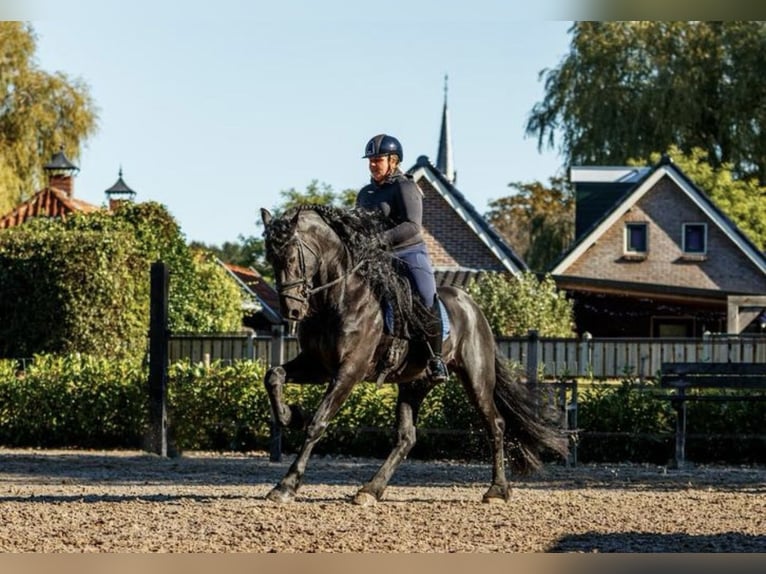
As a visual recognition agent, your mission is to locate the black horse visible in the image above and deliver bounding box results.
[260,204,567,505]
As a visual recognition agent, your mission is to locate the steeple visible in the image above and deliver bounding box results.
[436,74,455,184]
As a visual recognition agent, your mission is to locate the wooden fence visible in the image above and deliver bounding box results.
[168,331,766,380]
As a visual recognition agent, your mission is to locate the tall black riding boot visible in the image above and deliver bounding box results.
[427,295,449,383]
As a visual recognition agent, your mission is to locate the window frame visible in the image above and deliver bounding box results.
[624,222,648,255]
[682,222,707,255]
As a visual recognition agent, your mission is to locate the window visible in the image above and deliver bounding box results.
[625,223,647,254]
[683,223,707,254]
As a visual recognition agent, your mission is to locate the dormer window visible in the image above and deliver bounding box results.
[683,223,707,255]
[625,222,648,254]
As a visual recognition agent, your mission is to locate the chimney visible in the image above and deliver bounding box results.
[43,147,79,198]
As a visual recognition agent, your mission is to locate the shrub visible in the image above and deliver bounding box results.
[0,354,147,447]
[466,272,574,336]
[0,203,244,362]
[167,359,270,451]
[1,354,764,465]
[576,376,674,463]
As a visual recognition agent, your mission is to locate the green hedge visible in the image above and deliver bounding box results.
[0,203,243,362]
[577,377,766,464]
[1,355,764,464]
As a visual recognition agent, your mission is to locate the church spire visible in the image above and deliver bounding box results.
[436,74,455,184]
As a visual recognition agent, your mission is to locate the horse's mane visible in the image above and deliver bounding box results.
[265,204,435,337]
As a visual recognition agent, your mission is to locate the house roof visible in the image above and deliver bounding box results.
[551,158,766,278]
[407,155,527,286]
[0,185,100,230]
[218,261,282,324]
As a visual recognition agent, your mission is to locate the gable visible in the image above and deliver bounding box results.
[553,164,766,295]
[570,166,650,240]
[408,156,526,277]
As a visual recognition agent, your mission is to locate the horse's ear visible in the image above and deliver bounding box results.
[289,209,301,229]
[261,208,272,226]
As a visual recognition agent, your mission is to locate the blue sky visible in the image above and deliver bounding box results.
[25,3,574,245]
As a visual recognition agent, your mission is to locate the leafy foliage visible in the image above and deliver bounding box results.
[0,202,243,360]
[202,181,359,284]
[168,360,270,451]
[0,219,147,359]
[1,354,764,464]
[466,272,575,336]
[527,22,766,184]
[0,22,98,214]
[0,354,147,447]
[486,176,574,272]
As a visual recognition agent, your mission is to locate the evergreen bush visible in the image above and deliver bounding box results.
[0,355,763,464]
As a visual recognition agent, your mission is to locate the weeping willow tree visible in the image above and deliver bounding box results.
[0,22,98,214]
[527,21,766,184]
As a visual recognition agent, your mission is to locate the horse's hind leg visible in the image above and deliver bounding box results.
[354,380,435,505]
[457,366,510,503]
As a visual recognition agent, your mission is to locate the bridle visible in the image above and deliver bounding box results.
[277,235,365,306]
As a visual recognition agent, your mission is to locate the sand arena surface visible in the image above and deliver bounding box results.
[0,448,764,552]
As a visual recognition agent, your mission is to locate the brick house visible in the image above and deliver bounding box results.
[550,156,766,337]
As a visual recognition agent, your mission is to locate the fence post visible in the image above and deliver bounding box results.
[579,331,592,377]
[246,330,255,360]
[269,324,285,462]
[526,329,539,386]
[148,261,169,457]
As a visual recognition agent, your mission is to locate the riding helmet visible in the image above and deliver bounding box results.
[363,134,403,161]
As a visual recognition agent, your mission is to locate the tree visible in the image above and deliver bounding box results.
[0,23,98,214]
[85,201,244,334]
[202,180,358,283]
[466,272,574,337]
[274,179,356,215]
[486,176,574,272]
[526,22,766,183]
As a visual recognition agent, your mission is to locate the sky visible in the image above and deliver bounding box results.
[22,2,575,246]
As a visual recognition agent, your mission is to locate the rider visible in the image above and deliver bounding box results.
[356,133,449,383]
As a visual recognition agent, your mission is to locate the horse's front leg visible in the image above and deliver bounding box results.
[354,380,435,505]
[266,366,360,503]
[264,353,321,430]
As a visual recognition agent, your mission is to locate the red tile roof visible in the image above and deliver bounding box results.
[0,186,100,229]
[220,262,282,324]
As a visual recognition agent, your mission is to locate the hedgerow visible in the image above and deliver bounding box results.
[0,354,763,464]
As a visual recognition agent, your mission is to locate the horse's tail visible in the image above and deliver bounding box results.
[493,356,569,474]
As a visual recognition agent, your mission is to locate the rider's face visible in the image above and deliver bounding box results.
[368,155,392,183]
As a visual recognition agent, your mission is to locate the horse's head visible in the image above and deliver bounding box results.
[261,207,321,322]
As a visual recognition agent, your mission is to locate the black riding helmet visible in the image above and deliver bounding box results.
[363,134,403,161]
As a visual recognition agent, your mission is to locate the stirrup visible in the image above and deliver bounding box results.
[428,356,449,382]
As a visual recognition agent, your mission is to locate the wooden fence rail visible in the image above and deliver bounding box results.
[169,331,766,379]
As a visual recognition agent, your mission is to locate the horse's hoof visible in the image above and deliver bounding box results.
[482,485,510,504]
[352,491,378,506]
[266,486,295,503]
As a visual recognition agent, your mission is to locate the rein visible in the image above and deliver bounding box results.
[277,234,365,302]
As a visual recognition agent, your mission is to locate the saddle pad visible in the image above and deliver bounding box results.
[384,299,450,341]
